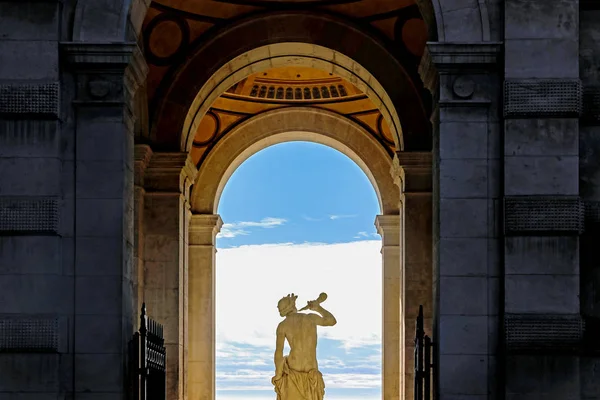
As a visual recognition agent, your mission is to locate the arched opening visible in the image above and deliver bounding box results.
[214,142,382,400]
[186,106,403,400]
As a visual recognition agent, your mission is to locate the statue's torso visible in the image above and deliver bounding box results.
[282,313,318,372]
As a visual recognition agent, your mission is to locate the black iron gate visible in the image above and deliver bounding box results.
[129,303,167,400]
[414,305,434,400]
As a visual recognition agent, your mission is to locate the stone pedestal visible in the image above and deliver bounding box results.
[188,214,222,400]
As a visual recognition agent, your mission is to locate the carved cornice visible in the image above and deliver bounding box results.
[426,42,502,73]
[61,42,148,108]
[393,151,432,193]
[144,152,198,197]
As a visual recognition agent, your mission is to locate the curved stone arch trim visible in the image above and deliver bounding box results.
[182,45,402,152]
[153,11,431,152]
[429,0,491,41]
[191,107,399,215]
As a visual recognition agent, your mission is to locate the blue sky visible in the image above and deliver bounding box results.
[215,142,382,400]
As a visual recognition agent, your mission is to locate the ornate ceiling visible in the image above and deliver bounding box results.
[189,66,395,168]
[141,0,432,153]
[143,0,428,104]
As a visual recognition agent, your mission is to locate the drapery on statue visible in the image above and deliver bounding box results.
[272,293,337,400]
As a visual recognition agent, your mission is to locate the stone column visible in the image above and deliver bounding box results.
[375,214,402,400]
[424,42,502,399]
[143,152,197,400]
[393,152,433,400]
[61,42,147,397]
[503,1,583,398]
[188,214,222,400]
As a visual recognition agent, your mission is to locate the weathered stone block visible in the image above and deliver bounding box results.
[0,275,72,314]
[505,275,579,314]
[439,354,488,395]
[438,238,488,276]
[75,237,123,276]
[440,159,488,198]
[504,80,582,117]
[439,316,488,354]
[0,1,60,41]
[75,276,122,315]
[75,161,125,199]
[0,83,59,117]
[505,0,578,40]
[504,156,579,195]
[75,120,128,161]
[504,196,584,234]
[75,199,124,237]
[505,237,579,274]
[439,122,488,159]
[504,119,579,156]
[0,316,60,352]
[440,199,488,238]
[74,353,124,393]
[0,158,61,196]
[0,354,60,391]
[505,314,584,352]
[439,277,487,315]
[505,39,579,79]
[0,121,59,157]
[442,5,484,42]
[0,236,61,274]
[506,355,580,397]
[0,41,58,80]
[74,315,122,354]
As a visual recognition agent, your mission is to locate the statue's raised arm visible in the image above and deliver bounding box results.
[271,293,336,400]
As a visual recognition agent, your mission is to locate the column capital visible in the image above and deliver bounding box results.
[424,42,502,74]
[189,214,223,245]
[375,214,400,246]
[144,152,198,198]
[392,152,432,193]
[60,42,148,123]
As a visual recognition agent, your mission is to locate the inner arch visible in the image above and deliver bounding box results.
[191,107,399,216]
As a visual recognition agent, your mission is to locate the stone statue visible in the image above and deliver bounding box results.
[271,293,337,400]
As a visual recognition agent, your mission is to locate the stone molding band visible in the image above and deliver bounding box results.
[504,196,584,235]
[0,83,60,118]
[505,314,584,353]
[504,79,583,118]
[0,317,59,352]
[0,197,59,234]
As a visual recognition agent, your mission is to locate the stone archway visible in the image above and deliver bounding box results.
[150,11,432,152]
[186,107,403,400]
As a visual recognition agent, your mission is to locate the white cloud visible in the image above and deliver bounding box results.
[217,217,286,239]
[216,240,382,351]
[329,214,358,220]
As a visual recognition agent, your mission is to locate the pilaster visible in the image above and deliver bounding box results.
[59,42,147,399]
[188,214,223,400]
[425,41,502,400]
[142,151,197,400]
[392,151,432,400]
